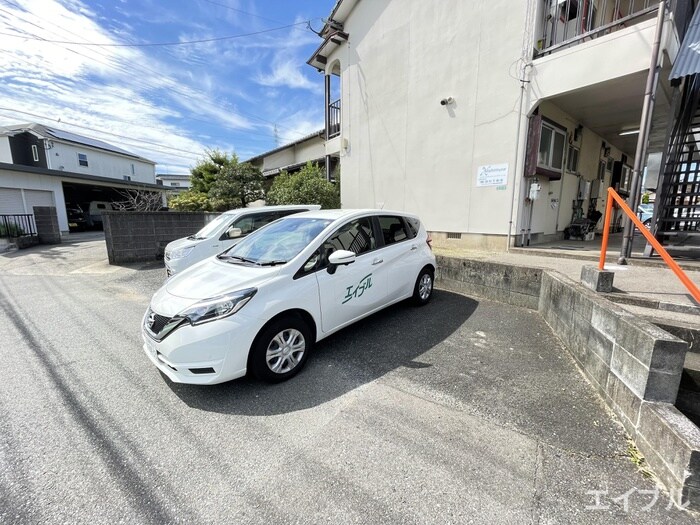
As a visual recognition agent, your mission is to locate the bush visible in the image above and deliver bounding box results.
[266,162,340,209]
[0,222,26,237]
[168,191,212,211]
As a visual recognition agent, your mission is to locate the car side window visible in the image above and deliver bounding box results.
[323,217,376,259]
[378,216,409,245]
[405,217,420,239]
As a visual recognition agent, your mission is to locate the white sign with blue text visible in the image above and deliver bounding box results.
[476,163,508,187]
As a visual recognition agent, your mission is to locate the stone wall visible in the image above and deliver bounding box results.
[435,255,542,310]
[103,211,219,264]
[33,206,61,245]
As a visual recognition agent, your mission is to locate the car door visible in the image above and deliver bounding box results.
[314,216,389,333]
[376,215,421,301]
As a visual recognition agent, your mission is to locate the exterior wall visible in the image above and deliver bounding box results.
[48,141,155,184]
[0,169,69,232]
[328,0,531,236]
[0,137,11,163]
[157,176,192,190]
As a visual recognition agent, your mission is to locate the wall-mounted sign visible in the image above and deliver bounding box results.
[476,163,508,187]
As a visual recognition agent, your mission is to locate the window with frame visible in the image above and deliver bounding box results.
[378,216,409,245]
[566,145,580,173]
[31,144,39,162]
[538,122,566,174]
[78,153,88,167]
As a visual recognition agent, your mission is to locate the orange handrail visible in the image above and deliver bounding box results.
[599,187,700,304]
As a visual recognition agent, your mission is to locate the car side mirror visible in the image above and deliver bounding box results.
[225,227,242,240]
[327,250,356,274]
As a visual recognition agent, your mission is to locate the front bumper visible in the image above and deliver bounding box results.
[141,310,261,385]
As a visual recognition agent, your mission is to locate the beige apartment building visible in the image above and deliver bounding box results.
[307,0,696,250]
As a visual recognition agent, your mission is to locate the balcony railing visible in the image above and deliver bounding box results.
[328,99,341,139]
[537,0,693,57]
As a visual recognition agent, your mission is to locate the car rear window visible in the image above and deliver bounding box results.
[378,216,409,245]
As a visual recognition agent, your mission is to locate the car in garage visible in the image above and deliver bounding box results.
[66,205,88,231]
[142,209,436,385]
[163,205,321,276]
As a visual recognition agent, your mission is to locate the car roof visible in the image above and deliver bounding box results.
[285,209,421,221]
[221,204,321,216]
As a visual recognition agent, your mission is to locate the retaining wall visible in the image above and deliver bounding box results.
[103,211,219,264]
[436,256,698,509]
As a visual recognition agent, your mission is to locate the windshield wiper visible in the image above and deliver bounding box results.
[218,254,257,264]
[257,260,287,266]
[187,235,206,240]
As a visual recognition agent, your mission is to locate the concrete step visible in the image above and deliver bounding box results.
[676,353,700,426]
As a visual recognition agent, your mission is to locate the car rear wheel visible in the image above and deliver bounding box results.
[249,315,312,382]
[412,267,434,306]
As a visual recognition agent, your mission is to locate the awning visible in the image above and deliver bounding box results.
[670,3,700,81]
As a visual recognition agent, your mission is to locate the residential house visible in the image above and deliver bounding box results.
[307,0,696,250]
[0,122,162,234]
[245,130,332,179]
[157,173,192,192]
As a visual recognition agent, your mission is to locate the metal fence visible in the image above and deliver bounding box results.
[537,0,693,56]
[0,214,37,239]
[328,99,341,139]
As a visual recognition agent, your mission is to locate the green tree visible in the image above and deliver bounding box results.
[266,162,340,209]
[208,161,264,210]
[168,190,212,211]
[190,149,231,194]
[642,192,650,204]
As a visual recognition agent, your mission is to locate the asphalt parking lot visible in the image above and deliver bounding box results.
[0,237,696,524]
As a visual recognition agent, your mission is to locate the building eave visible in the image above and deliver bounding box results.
[244,130,324,163]
[0,163,164,190]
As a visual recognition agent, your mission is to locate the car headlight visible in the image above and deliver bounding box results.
[169,246,195,260]
[178,288,257,325]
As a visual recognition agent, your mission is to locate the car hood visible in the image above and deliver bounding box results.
[166,236,201,253]
[151,259,280,315]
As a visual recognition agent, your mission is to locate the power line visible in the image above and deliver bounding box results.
[0,108,203,156]
[197,0,286,25]
[0,5,314,139]
[0,20,314,47]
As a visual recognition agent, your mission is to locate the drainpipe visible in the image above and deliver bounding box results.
[507,64,531,251]
[618,1,665,264]
[324,73,332,181]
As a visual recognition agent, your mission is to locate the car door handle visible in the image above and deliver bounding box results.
[410,244,418,251]
[372,258,383,265]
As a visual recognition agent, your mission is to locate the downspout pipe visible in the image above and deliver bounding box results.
[507,64,531,251]
[618,1,666,264]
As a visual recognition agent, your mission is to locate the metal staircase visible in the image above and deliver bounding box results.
[649,73,700,255]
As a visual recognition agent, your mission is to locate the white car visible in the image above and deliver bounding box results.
[163,205,320,276]
[142,209,436,384]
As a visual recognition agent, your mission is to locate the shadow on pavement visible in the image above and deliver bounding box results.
[167,290,478,415]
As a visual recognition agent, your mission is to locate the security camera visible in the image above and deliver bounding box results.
[440,97,454,106]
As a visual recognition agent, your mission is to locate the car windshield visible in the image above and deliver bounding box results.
[219,217,332,266]
[190,214,233,240]
[638,204,653,212]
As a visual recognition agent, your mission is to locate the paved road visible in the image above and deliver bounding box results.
[0,239,696,524]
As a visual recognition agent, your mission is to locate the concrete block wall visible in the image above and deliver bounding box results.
[538,271,692,508]
[103,211,219,264]
[33,206,61,245]
[435,256,542,310]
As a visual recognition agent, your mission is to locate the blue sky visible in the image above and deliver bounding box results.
[0,0,336,173]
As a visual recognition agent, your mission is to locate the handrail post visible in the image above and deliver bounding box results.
[599,189,615,269]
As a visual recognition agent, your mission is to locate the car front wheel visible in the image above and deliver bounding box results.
[412,267,434,306]
[249,315,312,382]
